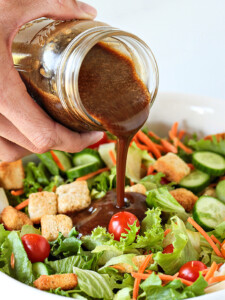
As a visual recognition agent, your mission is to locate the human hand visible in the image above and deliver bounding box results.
[0,0,103,162]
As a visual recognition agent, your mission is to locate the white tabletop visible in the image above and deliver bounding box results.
[86,0,225,100]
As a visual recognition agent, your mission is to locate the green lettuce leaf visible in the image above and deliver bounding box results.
[0,231,34,284]
[73,267,113,299]
[189,136,225,156]
[140,173,165,191]
[48,288,88,299]
[114,287,132,300]
[20,225,41,237]
[92,245,123,266]
[100,254,137,271]
[0,224,9,247]
[154,217,199,274]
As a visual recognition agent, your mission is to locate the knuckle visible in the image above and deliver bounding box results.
[31,132,55,154]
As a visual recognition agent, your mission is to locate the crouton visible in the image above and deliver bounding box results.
[125,183,147,195]
[41,214,73,241]
[28,191,57,224]
[170,188,198,212]
[203,187,217,197]
[1,206,32,230]
[56,181,91,214]
[33,274,77,291]
[0,160,24,190]
[154,153,190,183]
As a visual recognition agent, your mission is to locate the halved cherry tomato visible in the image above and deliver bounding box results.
[162,244,174,254]
[108,211,140,241]
[178,261,207,282]
[221,240,225,258]
[21,234,50,263]
[88,132,108,149]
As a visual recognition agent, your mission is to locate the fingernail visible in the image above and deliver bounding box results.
[77,1,97,18]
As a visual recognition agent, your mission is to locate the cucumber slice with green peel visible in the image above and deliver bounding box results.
[192,151,225,176]
[193,196,225,230]
[32,262,52,278]
[216,180,225,203]
[73,149,103,167]
[66,162,99,180]
[51,150,72,171]
[179,169,210,193]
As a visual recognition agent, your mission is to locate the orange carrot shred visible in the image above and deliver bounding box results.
[11,253,15,269]
[171,122,179,137]
[110,265,126,272]
[178,130,186,140]
[134,141,149,150]
[187,163,195,170]
[148,131,161,140]
[52,185,57,193]
[50,150,65,171]
[130,179,134,186]
[169,131,192,154]
[11,189,24,196]
[38,187,43,192]
[15,199,29,210]
[187,217,223,257]
[211,235,222,247]
[133,254,153,300]
[154,144,164,152]
[205,262,218,282]
[109,150,116,165]
[76,167,110,181]
[208,275,225,284]
[147,165,154,175]
[164,228,171,237]
[161,139,177,153]
[136,131,161,158]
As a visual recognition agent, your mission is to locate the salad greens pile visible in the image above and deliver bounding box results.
[1,129,225,299]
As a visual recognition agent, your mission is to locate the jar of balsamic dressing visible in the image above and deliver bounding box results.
[12,18,159,136]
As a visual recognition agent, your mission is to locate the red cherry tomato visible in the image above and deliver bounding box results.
[88,132,108,149]
[178,261,207,282]
[108,211,140,241]
[162,244,174,254]
[21,234,50,263]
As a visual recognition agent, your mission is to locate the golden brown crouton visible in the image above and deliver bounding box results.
[33,274,77,291]
[154,153,190,183]
[56,181,91,214]
[125,183,147,195]
[1,206,32,230]
[0,160,24,190]
[41,214,73,241]
[170,188,198,212]
[28,191,57,224]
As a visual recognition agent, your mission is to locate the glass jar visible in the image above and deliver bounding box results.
[12,18,159,132]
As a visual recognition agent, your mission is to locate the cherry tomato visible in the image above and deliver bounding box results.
[108,211,140,241]
[88,132,108,149]
[221,240,225,258]
[178,261,207,282]
[21,234,50,263]
[160,177,170,185]
[162,244,174,254]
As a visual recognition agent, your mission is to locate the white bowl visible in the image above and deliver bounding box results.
[1,92,225,300]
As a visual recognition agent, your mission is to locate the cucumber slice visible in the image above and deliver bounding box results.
[216,180,225,203]
[66,162,99,180]
[52,150,72,171]
[73,149,103,167]
[192,151,225,176]
[98,143,116,169]
[179,169,210,193]
[32,262,52,278]
[193,196,225,230]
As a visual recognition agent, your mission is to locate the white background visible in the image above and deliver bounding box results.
[85,0,225,100]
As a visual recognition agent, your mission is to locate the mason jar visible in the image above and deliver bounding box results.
[12,18,159,133]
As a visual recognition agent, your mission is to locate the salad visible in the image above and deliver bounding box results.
[1,122,225,299]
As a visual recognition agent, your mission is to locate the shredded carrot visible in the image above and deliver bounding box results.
[110,265,126,272]
[133,254,153,300]
[50,150,65,171]
[171,122,179,137]
[76,167,110,181]
[178,130,186,140]
[15,199,29,210]
[174,272,179,278]
[131,272,192,286]
[154,143,164,152]
[130,179,134,186]
[147,165,154,175]
[145,270,152,274]
[148,152,154,158]
[136,131,161,158]
[209,183,217,188]
[169,130,192,154]
[109,150,116,165]
[161,139,177,153]
[38,187,43,192]
[134,141,149,150]
[10,253,15,269]
[211,235,222,247]
[187,163,195,170]
[11,189,24,196]
[187,217,223,257]
[148,131,161,140]
[219,176,225,181]
[164,228,171,237]
[52,185,57,193]
[205,262,218,282]
[208,275,225,284]
[202,269,209,275]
